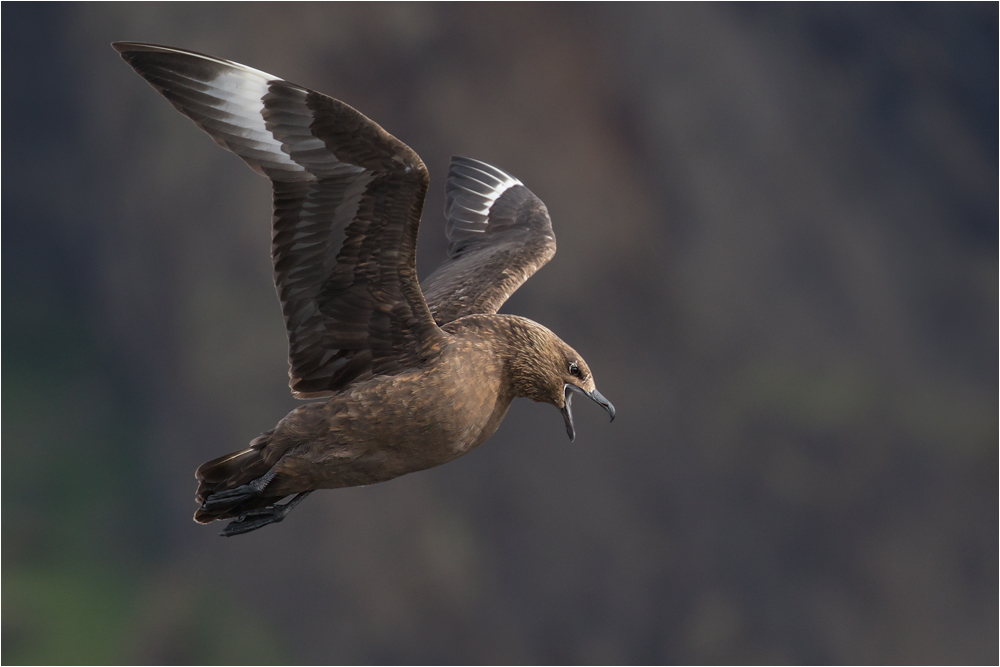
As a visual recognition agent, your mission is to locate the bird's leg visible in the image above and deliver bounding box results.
[220,491,314,537]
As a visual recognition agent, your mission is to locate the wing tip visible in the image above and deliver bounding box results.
[112,41,280,83]
[111,41,175,56]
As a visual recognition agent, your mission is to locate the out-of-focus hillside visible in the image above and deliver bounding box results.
[3,4,996,664]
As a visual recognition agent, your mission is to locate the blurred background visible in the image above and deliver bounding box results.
[3,3,996,664]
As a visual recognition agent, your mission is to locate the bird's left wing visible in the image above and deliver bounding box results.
[114,42,445,397]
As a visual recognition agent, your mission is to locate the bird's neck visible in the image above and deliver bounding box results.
[445,313,555,401]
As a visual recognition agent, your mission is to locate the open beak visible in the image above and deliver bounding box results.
[561,384,616,442]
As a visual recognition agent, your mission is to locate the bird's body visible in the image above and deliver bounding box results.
[114,42,614,535]
[200,318,514,504]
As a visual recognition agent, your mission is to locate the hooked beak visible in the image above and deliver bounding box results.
[561,384,616,442]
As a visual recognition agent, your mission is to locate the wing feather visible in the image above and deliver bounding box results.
[422,157,557,324]
[115,42,444,397]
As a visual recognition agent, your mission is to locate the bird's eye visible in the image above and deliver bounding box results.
[568,361,582,377]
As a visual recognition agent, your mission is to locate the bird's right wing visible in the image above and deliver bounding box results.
[421,157,557,324]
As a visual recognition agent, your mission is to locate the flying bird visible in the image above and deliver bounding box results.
[114,42,615,536]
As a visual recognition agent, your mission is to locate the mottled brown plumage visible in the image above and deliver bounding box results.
[114,42,614,535]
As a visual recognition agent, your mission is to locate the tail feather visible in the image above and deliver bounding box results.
[194,429,285,523]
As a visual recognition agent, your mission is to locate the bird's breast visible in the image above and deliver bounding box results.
[335,343,510,466]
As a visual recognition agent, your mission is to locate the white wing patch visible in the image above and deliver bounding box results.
[444,157,522,236]
[188,56,306,174]
[117,43,379,181]
[119,43,309,175]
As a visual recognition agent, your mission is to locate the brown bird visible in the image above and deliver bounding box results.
[114,42,615,536]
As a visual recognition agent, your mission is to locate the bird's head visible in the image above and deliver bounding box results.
[506,318,615,441]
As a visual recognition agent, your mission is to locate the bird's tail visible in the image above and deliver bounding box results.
[193,430,280,523]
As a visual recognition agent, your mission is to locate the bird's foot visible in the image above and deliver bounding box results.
[219,491,313,537]
[201,468,278,512]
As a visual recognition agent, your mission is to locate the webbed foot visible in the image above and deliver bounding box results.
[201,467,278,513]
[219,491,313,537]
